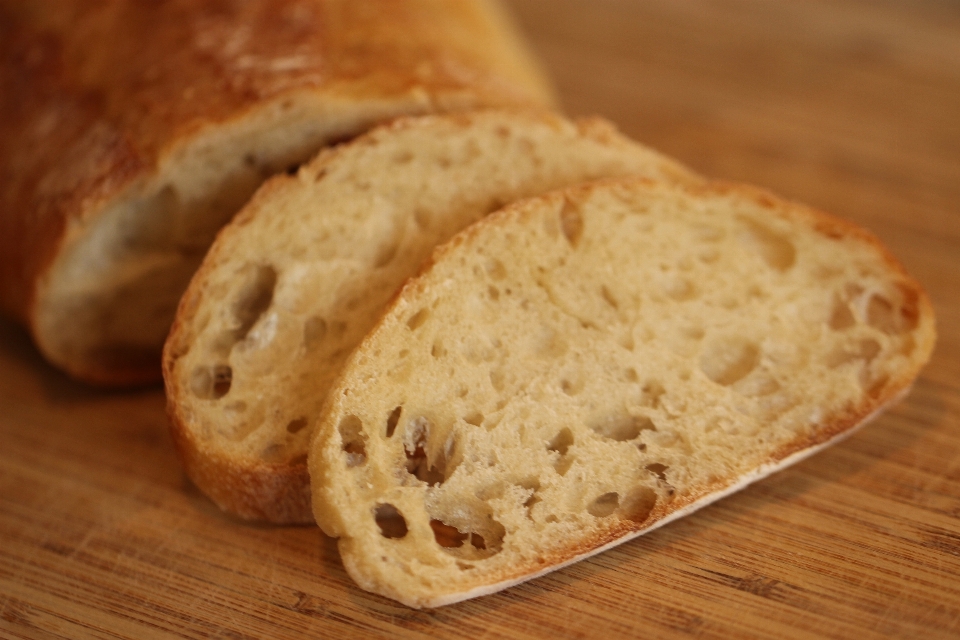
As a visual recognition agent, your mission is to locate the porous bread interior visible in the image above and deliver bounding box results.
[309,179,935,608]
[34,92,454,383]
[165,110,695,521]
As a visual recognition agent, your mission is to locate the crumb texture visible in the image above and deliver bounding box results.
[309,178,935,608]
[164,110,695,522]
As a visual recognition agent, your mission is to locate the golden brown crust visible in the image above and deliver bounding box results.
[0,0,553,385]
[165,396,313,523]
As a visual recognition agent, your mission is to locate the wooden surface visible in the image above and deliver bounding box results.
[2,1,959,637]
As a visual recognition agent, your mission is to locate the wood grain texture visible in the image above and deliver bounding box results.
[2,0,959,637]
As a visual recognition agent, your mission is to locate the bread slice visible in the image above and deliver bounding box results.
[0,0,553,386]
[163,110,698,523]
[309,177,935,608]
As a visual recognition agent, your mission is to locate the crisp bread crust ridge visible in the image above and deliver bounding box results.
[162,110,698,523]
[0,0,554,386]
[309,178,935,608]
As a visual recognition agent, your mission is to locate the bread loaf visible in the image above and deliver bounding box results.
[0,0,553,386]
[309,177,935,608]
[163,110,697,523]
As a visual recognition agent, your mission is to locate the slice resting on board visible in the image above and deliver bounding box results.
[309,177,935,608]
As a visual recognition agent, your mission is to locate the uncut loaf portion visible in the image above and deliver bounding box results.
[0,0,553,386]
[163,110,698,523]
[310,178,935,608]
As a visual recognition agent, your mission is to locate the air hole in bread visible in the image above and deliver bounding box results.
[601,285,619,310]
[829,296,856,330]
[555,455,575,476]
[386,406,402,438]
[587,492,620,518]
[621,486,658,523]
[549,428,575,476]
[524,492,542,515]
[867,291,918,334]
[374,504,408,539]
[231,265,277,341]
[700,338,760,386]
[488,286,500,301]
[738,220,796,271]
[463,412,484,427]
[403,417,450,486]
[189,364,233,399]
[646,463,668,481]
[590,414,656,441]
[430,340,446,358]
[624,368,639,383]
[431,511,503,558]
[639,380,665,408]
[338,415,366,467]
[303,317,327,350]
[560,377,583,396]
[560,200,584,247]
[211,365,232,398]
[520,478,542,515]
[490,370,505,391]
[734,374,780,397]
[548,428,574,456]
[407,308,429,331]
[286,417,308,434]
[474,517,504,555]
[485,258,507,281]
[431,519,467,548]
[827,338,881,368]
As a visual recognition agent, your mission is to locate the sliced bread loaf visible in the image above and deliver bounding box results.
[309,177,935,608]
[162,110,697,523]
[0,0,553,386]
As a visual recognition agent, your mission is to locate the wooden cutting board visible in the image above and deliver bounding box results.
[2,1,959,637]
